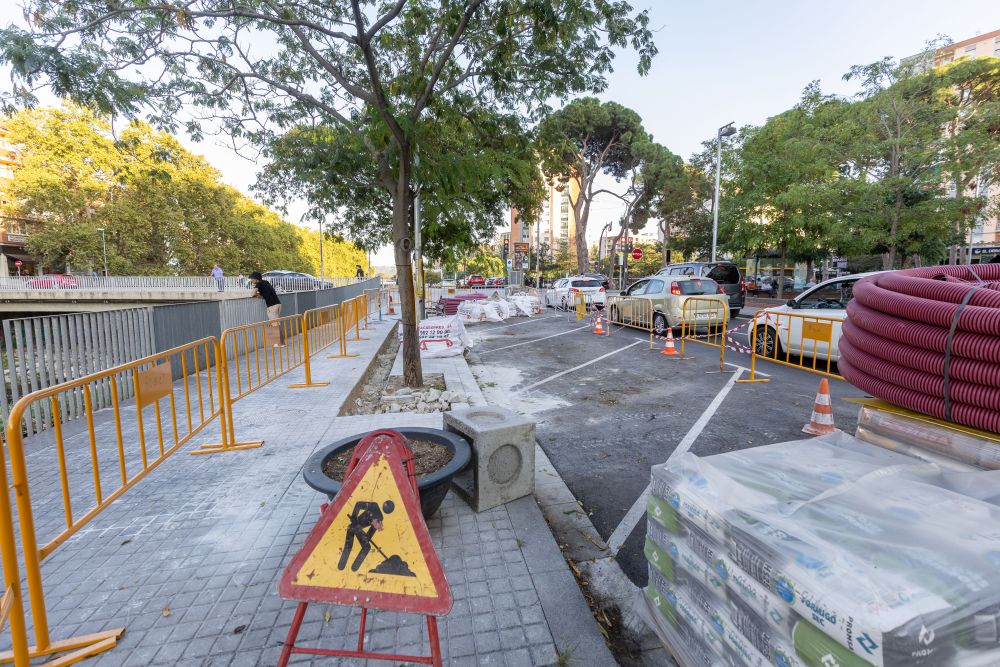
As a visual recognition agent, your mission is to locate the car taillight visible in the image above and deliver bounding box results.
[740,279,746,293]
[670,282,681,296]
[599,287,605,292]
[569,288,579,293]
[718,285,725,294]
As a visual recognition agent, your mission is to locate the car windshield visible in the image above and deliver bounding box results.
[677,279,719,295]
[571,279,602,288]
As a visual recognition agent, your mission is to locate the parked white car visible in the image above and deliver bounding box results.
[749,272,883,362]
[544,276,607,309]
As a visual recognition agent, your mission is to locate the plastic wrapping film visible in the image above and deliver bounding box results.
[640,431,1000,667]
[855,404,1000,471]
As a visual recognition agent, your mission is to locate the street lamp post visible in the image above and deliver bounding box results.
[95,227,109,277]
[711,122,737,263]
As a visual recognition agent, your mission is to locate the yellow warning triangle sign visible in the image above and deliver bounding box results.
[279,431,453,615]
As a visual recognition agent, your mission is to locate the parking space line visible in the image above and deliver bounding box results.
[606,367,745,554]
[479,325,590,354]
[520,341,643,392]
[478,316,558,332]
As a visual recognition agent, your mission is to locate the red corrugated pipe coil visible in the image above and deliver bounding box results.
[838,264,1000,434]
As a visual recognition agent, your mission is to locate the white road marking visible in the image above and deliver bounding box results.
[520,341,643,392]
[606,367,745,554]
[478,316,558,332]
[724,362,770,376]
[478,325,590,354]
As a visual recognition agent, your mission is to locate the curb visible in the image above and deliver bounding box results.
[533,445,674,666]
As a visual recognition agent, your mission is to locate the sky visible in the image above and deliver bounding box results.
[2,1,998,265]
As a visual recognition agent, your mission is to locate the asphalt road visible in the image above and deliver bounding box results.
[466,307,868,586]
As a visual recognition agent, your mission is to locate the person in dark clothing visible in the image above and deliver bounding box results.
[356,265,365,279]
[338,500,395,572]
[249,271,284,345]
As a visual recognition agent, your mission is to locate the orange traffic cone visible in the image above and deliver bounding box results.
[593,315,605,335]
[803,378,837,435]
[660,329,678,356]
[387,294,396,315]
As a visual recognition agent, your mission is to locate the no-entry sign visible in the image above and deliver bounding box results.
[631,247,643,261]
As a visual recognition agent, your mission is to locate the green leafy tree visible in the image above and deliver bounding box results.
[536,97,650,274]
[0,0,656,386]
[0,104,366,275]
[656,163,712,265]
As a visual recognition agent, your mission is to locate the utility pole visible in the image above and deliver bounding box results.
[96,227,109,277]
[317,218,325,281]
[711,122,737,263]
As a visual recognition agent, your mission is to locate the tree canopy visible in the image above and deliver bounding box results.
[0,104,367,275]
[0,0,656,386]
[535,97,652,273]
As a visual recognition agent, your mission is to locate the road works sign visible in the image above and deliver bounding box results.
[279,431,452,615]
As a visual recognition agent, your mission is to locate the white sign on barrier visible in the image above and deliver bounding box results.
[399,315,472,357]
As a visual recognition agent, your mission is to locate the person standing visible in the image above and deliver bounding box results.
[355,264,365,280]
[249,271,283,345]
[211,263,224,291]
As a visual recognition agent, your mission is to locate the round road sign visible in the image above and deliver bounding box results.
[631,247,643,261]
[13,260,22,267]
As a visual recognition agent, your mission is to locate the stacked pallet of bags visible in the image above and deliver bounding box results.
[639,431,1000,667]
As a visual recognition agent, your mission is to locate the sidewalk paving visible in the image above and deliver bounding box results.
[4,313,619,666]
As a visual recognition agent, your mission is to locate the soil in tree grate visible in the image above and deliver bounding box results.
[322,439,454,481]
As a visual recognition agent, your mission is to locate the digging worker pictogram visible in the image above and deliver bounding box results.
[339,499,395,572]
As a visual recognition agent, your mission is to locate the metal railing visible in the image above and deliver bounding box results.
[0,275,362,293]
[2,309,156,434]
[737,309,844,383]
[0,288,381,665]
[680,298,730,371]
[0,337,244,665]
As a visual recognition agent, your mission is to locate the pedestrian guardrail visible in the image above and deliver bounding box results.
[605,296,655,349]
[0,337,256,666]
[680,298,730,371]
[0,289,378,666]
[737,309,845,383]
[0,275,362,293]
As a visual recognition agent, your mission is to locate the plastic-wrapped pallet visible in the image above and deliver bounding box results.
[639,431,1000,667]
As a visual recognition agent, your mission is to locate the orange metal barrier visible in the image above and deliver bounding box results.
[605,295,655,349]
[680,297,730,371]
[0,337,243,665]
[737,309,845,383]
[196,313,305,452]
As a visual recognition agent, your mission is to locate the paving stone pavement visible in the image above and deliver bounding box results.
[2,314,615,666]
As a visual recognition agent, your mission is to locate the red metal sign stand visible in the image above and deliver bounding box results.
[276,430,448,667]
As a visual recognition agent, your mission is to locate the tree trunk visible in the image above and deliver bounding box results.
[392,149,423,388]
[806,257,813,283]
[661,221,670,267]
[884,188,902,271]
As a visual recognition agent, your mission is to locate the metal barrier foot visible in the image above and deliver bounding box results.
[327,353,360,359]
[288,381,331,388]
[0,628,124,666]
[191,440,265,455]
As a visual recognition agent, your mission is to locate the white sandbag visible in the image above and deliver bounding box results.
[401,315,472,357]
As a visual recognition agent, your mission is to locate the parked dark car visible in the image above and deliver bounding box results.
[584,272,611,290]
[654,262,745,319]
[485,277,507,287]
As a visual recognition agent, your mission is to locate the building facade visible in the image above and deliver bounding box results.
[0,124,33,276]
[510,175,580,261]
[905,28,1000,259]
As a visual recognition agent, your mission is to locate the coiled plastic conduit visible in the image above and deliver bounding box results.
[838,264,1000,434]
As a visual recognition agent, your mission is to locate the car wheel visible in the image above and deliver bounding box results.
[753,325,782,357]
[730,308,740,321]
[653,312,668,336]
[560,296,567,311]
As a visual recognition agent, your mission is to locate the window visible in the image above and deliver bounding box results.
[626,279,650,296]
[645,279,665,295]
[571,279,602,288]
[675,279,718,295]
[965,45,977,56]
[796,280,856,309]
[705,264,741,285]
